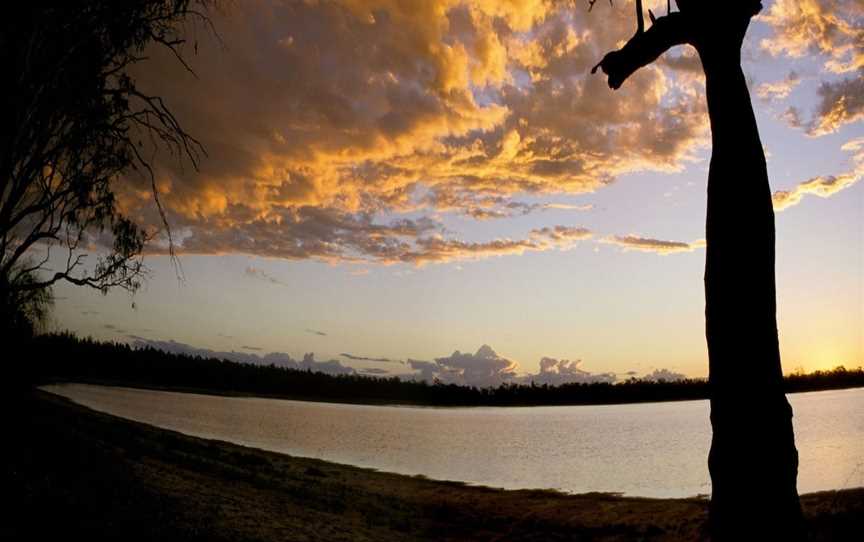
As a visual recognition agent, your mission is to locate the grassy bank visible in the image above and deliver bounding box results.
[3,390,862,541]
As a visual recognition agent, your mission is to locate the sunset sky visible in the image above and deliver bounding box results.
[50,0,862,386]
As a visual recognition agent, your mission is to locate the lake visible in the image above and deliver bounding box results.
[43,383,864,498]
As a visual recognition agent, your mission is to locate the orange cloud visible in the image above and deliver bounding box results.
[149,201,593,266]
[808,77,864,136]
[772,138,864,211]
[110,0,864,269]
[117,0,709,264]
[601,235,705,255]
[760,0,863,75]
[759,1,863,137]
[756,71,801,101]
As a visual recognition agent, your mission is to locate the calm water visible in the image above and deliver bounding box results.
[43,383,864,498]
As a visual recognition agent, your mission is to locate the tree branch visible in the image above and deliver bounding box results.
[591,12,693,90]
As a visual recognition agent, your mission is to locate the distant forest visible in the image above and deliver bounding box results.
[19,333,864,407]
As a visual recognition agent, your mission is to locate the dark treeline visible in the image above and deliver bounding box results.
[17,333,864,406]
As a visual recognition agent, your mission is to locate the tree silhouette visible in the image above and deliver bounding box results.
[0,1,210,335]
[29,332,864,408]
[591,1,803,538]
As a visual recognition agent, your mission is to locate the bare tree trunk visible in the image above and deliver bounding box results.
[700,45,804,540]
[590,3,805,538]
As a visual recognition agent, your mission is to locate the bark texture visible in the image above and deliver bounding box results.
[592,2,804,538]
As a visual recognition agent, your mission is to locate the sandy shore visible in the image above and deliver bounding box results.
[3,389,861,541]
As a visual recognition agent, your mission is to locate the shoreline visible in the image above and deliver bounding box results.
[41,377,864,409]
[5,388,863,541]
[44,382,713,500]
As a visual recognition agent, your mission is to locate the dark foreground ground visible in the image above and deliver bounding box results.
[2,390,862,541]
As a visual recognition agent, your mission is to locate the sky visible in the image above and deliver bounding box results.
[49,0,862,386]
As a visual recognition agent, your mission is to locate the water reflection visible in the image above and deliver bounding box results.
[44,384,864,497]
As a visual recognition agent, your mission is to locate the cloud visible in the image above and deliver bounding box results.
[423,189,593,220]
[760,1,863,136]
[773,138,864,211]
[129,337,355,375]
[340,352,402,364]
[524,357,616,386]
[657,48,703,74]
[305,328,328,337]
[117,0,710,265]
[406,359,441,381]
[638,368,688,382]
[778,76,864,136]
[807,76,864,136]
[756,71,801,101]
[760,0,863,74]
[591,140,862,245]
[244,266,289,287]
[110,1,863,268]
[780,106,805,130]
[544,203,594,212]
[241,345,263,351]
[158,206,440,264]
[161,206,592,265]
[394,226,592,266]
[407,344,618,388]
[598,140,864,246]
[129,337,688,388]
[361,368,391,375]
[408,344,518,388]
[600,235,705,255]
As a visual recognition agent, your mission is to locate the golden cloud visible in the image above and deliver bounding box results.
[105,0,864,269]
[399,225,592,266]
[756,71,801,101]
[152,204,591,266]
[601,235,705,255]
[772,137,864,211]
[760,0,863,74]
[758,1,863,137]
[115,0,711,265]
[807,76,864,136]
